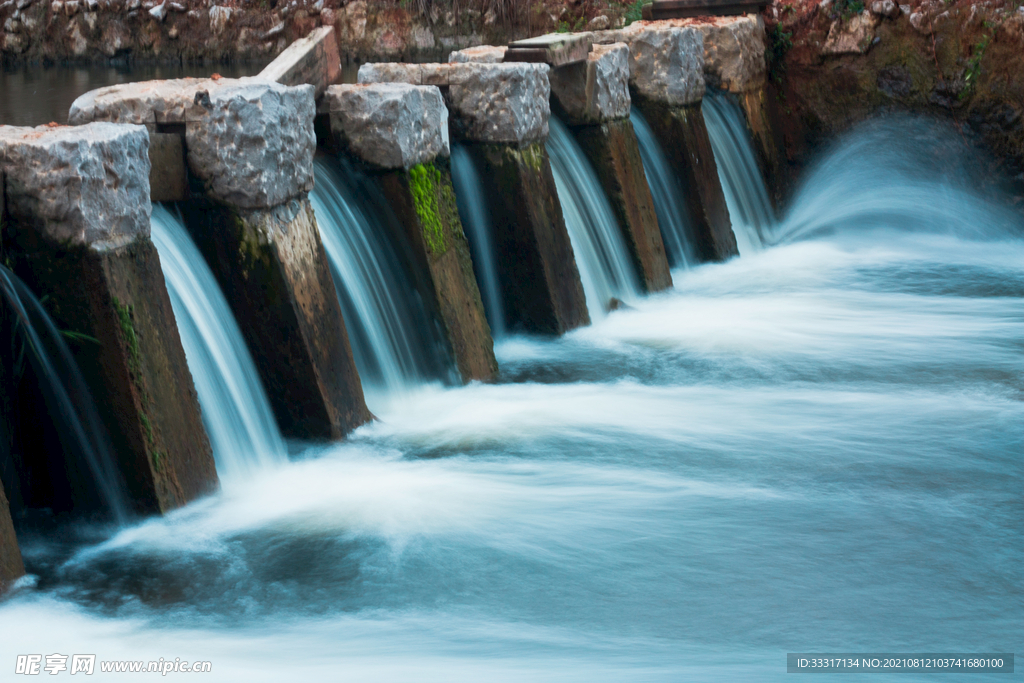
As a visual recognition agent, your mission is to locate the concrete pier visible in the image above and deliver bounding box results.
[359,61,589,335]
[593,24,738,261]
[325,82,498,382]
[69,79,372,440]
[0,477,25,595]
[549,42,673,292]
[0,123,218,514]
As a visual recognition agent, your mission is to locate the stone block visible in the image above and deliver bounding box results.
[0,123,150,247]
[550,42,631,125]
[186,81,316,209]
[178,197,371,439]
[360,62,552,146]
[326,83,449,170]
[68,78,213,126]
[463,142,589,334]
[448,45,507,63]
[148,131,187,202]
[627,26,705,106]
[696,16,767,92]
[505,32,592,66]
[375,161,498,381]
[571,118,672,291]
[258,26,342,98]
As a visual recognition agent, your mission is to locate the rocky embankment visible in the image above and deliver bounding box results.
[765,0,1024,200]
[0,0,635,64]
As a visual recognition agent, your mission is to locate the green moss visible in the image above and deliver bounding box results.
[409,162,446,255]
[112,296,141,377]
[139,411,154,447]
[518,144,545,174]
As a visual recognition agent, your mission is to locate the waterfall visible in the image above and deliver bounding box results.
[0,265,129,523]
[309,155,451,408]
[450,145,507,338]
[546,116,641,318]
[630,108,696,268]
[151,205,286,481]
[702,89,775,255]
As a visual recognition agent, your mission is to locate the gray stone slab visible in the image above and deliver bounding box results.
[505,31,592,66]
[550,42,631,124]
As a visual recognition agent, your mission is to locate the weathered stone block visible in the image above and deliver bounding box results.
[375,161,498,381]
[448,45,507,63]
[360,62,552,146]
[550,42,631,125]
[0,123,150,246]
[326,83,449,170]
[447,63,551,145]
[632,101,737,261]
[68,78,213,126]
[148,131,187,202]
[627,27,705,106]
[258,26,342,98]
[822,13,876,55]
[0,479,25,595]
[179,197,371,439]
[505,32,592,66]
[463,142,589,334]
[571,118,672,292]
[1,122,219,514]
[696,16,767,93]
[186,81,316,209]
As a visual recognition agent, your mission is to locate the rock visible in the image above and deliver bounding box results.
[186,81,316,209]
[310,0,322,13]
[147,0,164,20]
[411,25,434,49]
[448,44,507,63]
[258,26,341,98]
[1,31,26,53]
[505,31,593,66]
[549,42,630,124]
[66,19,86,55]
[822,14,876,55]
[167,0,183,10]
[484,8,495,24]
[99,20,128,56]
[262,20,284,39]
[69,77,214,126]
[358,62,551,145]
[0,123,151,246]
[15,0,29,8]
[167,24,177,38]
[870,0,899,18]
[80,10,95,29]
[326,83,449,170]
[3,17,19,32]
[84,0,96,10]
[319,7,333,26]
[63,0,76,13]
[345,0,366,40]
[208,4,230,35]
[49,1,61,13]
[623,26,705,106]
[909,11,930,33]
[588,15,610,30]
[696,16,767,93]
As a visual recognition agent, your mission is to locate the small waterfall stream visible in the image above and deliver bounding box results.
[450,145,507,338]
[546,116,641,318]
[630,108,696,268]
[702,89,775,254]
[151,205,287,481]
[0,265,129,523]
[310,155,451,409]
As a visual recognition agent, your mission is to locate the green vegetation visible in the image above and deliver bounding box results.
[112,297,141,377]
[409,163,447,255]
[623,0,651,26]
[827,0,865,20]
[766,24,794,88]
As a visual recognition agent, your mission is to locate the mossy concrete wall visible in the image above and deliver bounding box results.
[633,98,738,262]
[179,196,371,439]
[375,159,498,382]
[464,141,589,335]
[10,235,218,514]
[570,117,673,292]
[0,476,25,595]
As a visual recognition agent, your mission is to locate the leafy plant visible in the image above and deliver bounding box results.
[623,0,651,26]
[766,23,793,88]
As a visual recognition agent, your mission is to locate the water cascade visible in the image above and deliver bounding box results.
[309,155,452,407]
[150,205,287,481]
[546,116,642,317]
[450,145,507,338]
[0,266,129,523]
[630,108,697,268]
[702,89,776,254]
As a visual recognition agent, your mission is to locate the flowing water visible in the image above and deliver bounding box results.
[0,266,129,524]
[547,116,642,317]
[310,155,453,409]
[451,145,507,338]
[1,117,1021,681]
[631,107,697,267]
[702,89,776,254]
[150,205,286,483]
